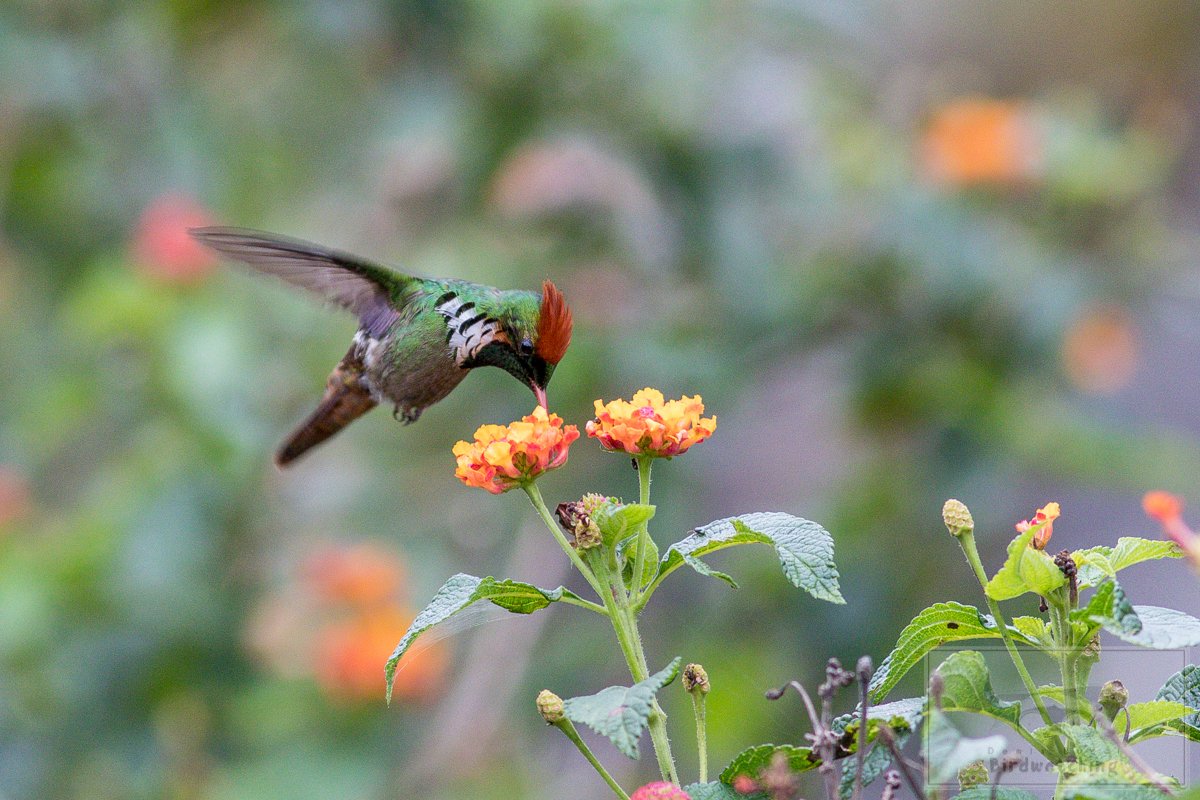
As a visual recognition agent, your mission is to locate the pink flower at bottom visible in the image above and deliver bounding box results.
[630,782,690,800]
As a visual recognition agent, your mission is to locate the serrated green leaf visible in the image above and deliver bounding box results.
[684,782,764,800]
[1154,665,1200,740]
[562,657,681,759]
[935,651,1022,727]
[985,525,1066,601]
[385,573,571,702]
[1075,579,1141,637]
[833,696,927,738]
[1124,701,1193,738]
[719,744,814,784]
[617,532,661,590]
[1075,538,1183,590]
[1103,606,1200,649]
[1059,764,1173,800]
[957,788,1041,800]
[869,602,1014,702]
[1058,724,1120,765]
[924,709,1007,786]
[1011,615,1052,646]
[839,740,899,799]
[658,512,842,603]
[595,502,655,548]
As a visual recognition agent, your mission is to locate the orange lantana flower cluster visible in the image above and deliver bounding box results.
[1015,502,1060,550]
[586,388,716,459]
[453,406,580,494]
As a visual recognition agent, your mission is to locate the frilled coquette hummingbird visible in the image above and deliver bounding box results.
[190,228,574,467]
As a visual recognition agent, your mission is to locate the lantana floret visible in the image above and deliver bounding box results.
[452,406,579,494]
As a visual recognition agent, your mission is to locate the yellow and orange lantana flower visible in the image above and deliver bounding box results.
[1015,502,1060,550]
[586,388,716,458]
[453,406,579,494]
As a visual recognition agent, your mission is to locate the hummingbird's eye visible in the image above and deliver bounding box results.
[519,338,534,356]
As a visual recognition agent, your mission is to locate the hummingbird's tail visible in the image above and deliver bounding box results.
[275,348,377,467]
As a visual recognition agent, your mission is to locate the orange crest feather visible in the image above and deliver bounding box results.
[535,280,573,364]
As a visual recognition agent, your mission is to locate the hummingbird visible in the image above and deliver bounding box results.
[190,227,574,466]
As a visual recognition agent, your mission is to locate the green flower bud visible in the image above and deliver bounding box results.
[1099,680,1129,721]
[942,499,974,537]
[683,663,710,695]
[958,761,989,789]
[537,689,564,724]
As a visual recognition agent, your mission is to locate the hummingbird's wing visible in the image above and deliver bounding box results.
[190,227,417,337]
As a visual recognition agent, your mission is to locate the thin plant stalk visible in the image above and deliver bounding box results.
[955,531,1055,726]
[524,484,608,601]
[552,716,632,800]
[690,687,708,784]
[631,456,653,602]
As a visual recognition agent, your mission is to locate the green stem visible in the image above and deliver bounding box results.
[524,484,608,601]
[691,690,708,784]
[956,531,1055,727]
[553,717,631,800]
[556,594,610,616]
[1048,594,1080,724]
[631,457,653,602]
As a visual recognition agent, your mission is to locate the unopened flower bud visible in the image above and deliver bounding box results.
[958,761,989,789]
[857,655,874,683]
[943,499,974,536]
[683,663,710,695]
[1099,680,1129,721]
[537,689,564,724]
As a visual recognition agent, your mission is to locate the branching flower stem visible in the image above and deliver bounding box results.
[955,530,1054,727]
[1047,590,1082,725]
[525,482,679,784]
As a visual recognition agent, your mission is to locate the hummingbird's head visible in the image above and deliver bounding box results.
[463,280,573,407]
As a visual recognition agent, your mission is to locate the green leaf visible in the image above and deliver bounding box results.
[985,525,1066,601]
[1058,724,1119,765]
[719,744,814,784]
[1124,701,1193,739]
[956,788,1041,800]
[924,708,1007,786]
[658,513,842,603]
[1074,538,1183,590]
[562,657,681,759]
[595,501,655,548]
[386,573,571,702]
[1059,763,1173,800]
[1103,606,1200,649]
[617,531,662,590]
[935,650,1022,727]
[839,740,899,799]
[1075,579,1141,637]
[1154,665,1200,740]
[684,782,764,800]
[869,602,1014,702]
[834,696,927,738]
[1011,615,1052,647]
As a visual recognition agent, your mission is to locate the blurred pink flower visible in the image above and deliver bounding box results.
[0,466,31,529]
[132,193,218,285]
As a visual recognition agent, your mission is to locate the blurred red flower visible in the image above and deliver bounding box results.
[314,606,448,702]
[302,542,405,608]
[0,466,31,529]
[922,98,1040,187]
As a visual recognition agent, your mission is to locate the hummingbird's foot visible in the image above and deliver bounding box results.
[393,405,422,425]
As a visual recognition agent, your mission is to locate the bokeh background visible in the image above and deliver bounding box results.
[4,2,1200,798]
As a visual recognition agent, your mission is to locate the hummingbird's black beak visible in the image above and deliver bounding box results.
[532,384,548,409]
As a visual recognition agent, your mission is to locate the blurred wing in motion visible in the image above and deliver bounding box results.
[189,226,410,337]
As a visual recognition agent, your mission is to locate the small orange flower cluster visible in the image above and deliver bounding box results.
[453,406,579,493]
[587,388,716,459]
[1143,491,1200,566]
[630,782,690,800]
[1016,502,1060,550]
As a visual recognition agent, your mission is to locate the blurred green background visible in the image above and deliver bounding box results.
[4,2,1200,798]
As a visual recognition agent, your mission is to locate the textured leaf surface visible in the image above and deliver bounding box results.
[956,788,1041,800]
[1154,665,1200,740]
[719,744,814,783]
[833,696,926,738]
[563,657,681,759]
[1075,538,1182,590]
[385,573,569,702]
[985,525,1065,601]
[869,602,1012,701]
[1124,701,1193,738]
[597,502,655,548]
[924,709,1007,786]
[935,650,1021,727]
[685,782,763,800]
[1102,606,1200,649]
[1076,579,1141,636]
[838,741,897,799]
[659,513,842,602]
[1058,724,1119,765]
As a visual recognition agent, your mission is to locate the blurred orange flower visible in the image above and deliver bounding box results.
[453,406,579,494]
[0,466,31,529]
[1061,305,1138,395]
[922,98,1040,187]
[132,193,218,285]
[1143,491,1200,565]
[314,607,448,702]
[302,542,405,608]
[1016,501,1060,550]
[586,388,716,458]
